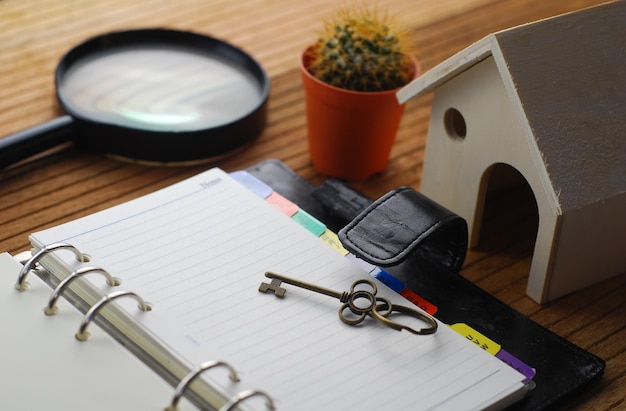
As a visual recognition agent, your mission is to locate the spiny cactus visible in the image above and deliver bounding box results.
[306,7,414,92]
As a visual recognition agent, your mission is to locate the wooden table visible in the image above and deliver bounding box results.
[1,1,623,409]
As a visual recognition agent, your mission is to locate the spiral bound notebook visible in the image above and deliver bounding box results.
[13,167,530,410]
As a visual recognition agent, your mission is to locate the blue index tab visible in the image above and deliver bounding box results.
[229,171,273,199]
[372,269,406,293]
[291,209,326,237]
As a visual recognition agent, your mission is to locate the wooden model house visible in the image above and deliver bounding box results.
[397,2,625,303]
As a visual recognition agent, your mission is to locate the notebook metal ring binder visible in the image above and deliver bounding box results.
[165,360,241,411]
[44,266,121,315]
[75,290,152,341]
[218,389,276,411]
[15,242,88,291]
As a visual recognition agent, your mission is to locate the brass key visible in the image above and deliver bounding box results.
[260,271,379,325]
[259,271,438,334]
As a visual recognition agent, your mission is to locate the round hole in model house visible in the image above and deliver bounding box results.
[443,108,467,140]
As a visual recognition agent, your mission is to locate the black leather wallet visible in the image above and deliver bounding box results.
[246,159,605,411]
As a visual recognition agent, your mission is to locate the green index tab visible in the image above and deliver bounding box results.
[291,209,326,237]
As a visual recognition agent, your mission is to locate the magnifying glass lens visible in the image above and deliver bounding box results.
[60,45,264,132]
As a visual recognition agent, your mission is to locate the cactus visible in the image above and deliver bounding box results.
[306,7,414,92]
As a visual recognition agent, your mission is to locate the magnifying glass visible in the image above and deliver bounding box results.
[0,28,269,169]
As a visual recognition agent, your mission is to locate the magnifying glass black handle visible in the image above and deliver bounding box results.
[0,115,75,170]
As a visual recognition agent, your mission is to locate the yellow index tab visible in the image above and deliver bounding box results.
[449,323,501,355]
[319,229,349,256]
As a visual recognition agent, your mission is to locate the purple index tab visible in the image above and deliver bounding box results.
[230,170,273,199]
[496,349,536,384]
[345,253,378,274]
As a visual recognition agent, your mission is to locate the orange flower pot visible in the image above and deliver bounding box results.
[300,49,419,181]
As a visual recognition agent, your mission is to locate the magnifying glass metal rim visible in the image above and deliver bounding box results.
[0,28,270,168]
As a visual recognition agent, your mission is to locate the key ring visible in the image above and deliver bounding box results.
[370,299,438,335]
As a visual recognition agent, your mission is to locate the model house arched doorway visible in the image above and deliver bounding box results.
[473,163,539,258]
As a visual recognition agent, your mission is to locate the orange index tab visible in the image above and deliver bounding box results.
[319,229,349,255]
[266,191,299,217]
[449,323,501,355]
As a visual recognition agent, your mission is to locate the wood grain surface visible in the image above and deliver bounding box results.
[1,1,623,410]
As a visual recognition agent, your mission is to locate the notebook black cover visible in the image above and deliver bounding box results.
[246,159,605,411]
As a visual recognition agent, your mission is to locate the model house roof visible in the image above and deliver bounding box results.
[398,1,625,211]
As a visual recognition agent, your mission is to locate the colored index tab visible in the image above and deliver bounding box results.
[449,323,501,355]
[291,209,326,237]
[345,253,378,274]
[372,269,405,293]
[400,288,438,316]
[266,191,299,216]
[319,229,349,255]
[230,171,273,199]
[496,349,536,383]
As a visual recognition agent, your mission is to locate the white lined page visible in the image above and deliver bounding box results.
[0,253,200,411]
[31,168,527,411]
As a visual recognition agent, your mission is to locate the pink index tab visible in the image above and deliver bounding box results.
[266,191,299,217]
[229,171,273,199]
[449,323,501,355]
[319,229,349,255]
[291,209,326,237]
